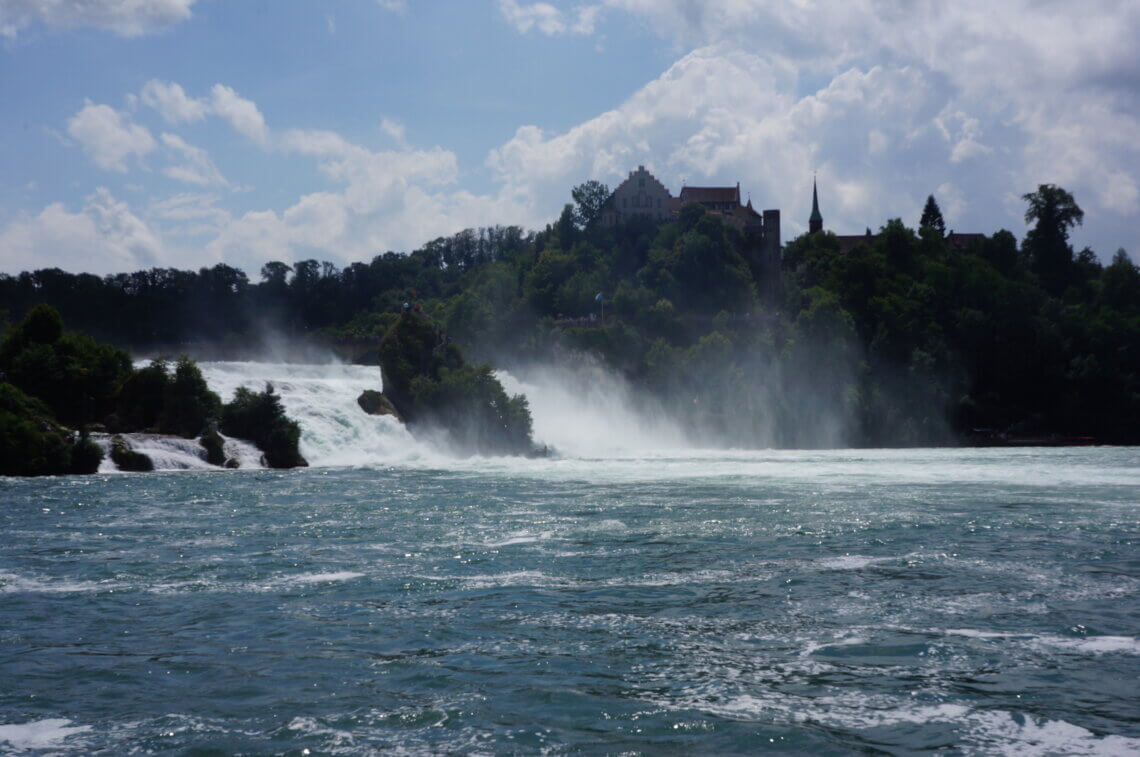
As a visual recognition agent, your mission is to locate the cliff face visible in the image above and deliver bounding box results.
[376,312,534,456]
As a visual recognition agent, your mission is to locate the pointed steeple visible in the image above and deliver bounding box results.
[809,176,823,234]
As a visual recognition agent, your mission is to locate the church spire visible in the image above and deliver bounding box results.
[809,176,823,234]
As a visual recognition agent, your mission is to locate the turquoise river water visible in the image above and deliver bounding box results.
[1,364,1138,754]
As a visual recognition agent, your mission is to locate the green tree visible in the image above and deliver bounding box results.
[158,357,221,437]
[1100,248,1140,313]
[1022,184,1083,295]
[919,195,946,236]
[221,383,307,468]
[0,304,132,427]
[571,180,610,228]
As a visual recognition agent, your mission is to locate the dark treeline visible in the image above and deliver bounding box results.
[3,184,1138,446]
[0,226,531,350]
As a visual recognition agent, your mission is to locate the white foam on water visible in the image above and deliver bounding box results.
[483,531,554,548]
[799,634,869,658]
[1031,634,1140,655]
[815,555,889,570]
[963,710,1140,756]
[445,570,570,590]
[0,569,119,595]
[944,629,1140,655]
[268,571,365,588]
[0,718,92,751]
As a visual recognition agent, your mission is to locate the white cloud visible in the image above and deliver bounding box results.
[0,188,165,274]
[66,100,155,172]
[160,133,227,186]
[621,2,1134,222]
[147,192,231,238]
[201,127,532,270]
[209,84,268,145]
[481,1,1139,251]
[380,117,408,147]
[498,0,600,36]
[138,80,269,145]
[0,0,196,38]
[140,80,208,124]
[375,0,405,12]
[20,1,1136,274]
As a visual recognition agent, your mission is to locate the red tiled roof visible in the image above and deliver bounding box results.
[679,186,739,204]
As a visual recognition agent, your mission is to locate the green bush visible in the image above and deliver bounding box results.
[158,357,221,438]
[114,359,170,431]
[70,432,104,474]
[0,382,76,476]
[110,435,153,472]
[378,312,534,455]
[221,383,307,469]
[199,425,226,466]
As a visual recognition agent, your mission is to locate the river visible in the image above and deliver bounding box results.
[1,363,1137,754]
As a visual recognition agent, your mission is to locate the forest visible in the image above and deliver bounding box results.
[2,182,1138,448]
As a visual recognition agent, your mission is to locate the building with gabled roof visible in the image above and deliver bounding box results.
[599,165,673,226]
[598,165,782,300]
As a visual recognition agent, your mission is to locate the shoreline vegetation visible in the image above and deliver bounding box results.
[0,305,306,476]
[2,182,1138,474]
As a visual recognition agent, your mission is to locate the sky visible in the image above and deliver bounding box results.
[1,0,1138,277]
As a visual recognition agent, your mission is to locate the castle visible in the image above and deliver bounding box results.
[598,165,782,298]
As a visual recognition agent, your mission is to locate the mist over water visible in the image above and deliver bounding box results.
[497,359,690,456]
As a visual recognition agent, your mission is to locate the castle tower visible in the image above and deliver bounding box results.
[809,177,823,234]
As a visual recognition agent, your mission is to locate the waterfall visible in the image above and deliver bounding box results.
[93,433,262,472]
[104,359,687,472]
[496,362,688,457]
[198,361,429,467]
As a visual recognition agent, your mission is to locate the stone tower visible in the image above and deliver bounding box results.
[809,177,823,234]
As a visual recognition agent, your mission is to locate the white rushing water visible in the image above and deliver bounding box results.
[192,360,691,468]
[198,361,429,467]
[94,433,262,472]
[119,361,1140,484]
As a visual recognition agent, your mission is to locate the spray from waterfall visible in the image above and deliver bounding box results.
[496,358,689,457]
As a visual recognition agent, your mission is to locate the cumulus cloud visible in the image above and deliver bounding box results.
[209,84,269,145]
[0,0,196,38]
[498,0,600,36]
[0,188,165,274]
[485,0,1140,249]
[140,80,208,124]
[17,1,1136,274]
[147,192,231,238]
[137,80,268,145]
[201,127,536,271]
[160,133,227,186]
[66,100,155,172]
